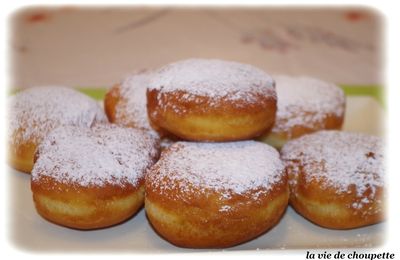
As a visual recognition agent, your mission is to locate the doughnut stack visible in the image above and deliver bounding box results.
[105,59,289,248]
[105,58,384,247]
[8,58,385,249]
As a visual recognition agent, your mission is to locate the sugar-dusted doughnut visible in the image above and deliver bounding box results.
[31,124,160,229]
[259,76,345,148]
[146,141,288,248]
[8,86,107,173]
[104,71,175,149]
[147,59,277,141]
[281,130,384,229]
[105,71,159,133]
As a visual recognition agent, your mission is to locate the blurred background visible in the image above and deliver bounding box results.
[10,6,382,89]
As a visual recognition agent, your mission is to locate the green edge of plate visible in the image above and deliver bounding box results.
[340,85,385,107]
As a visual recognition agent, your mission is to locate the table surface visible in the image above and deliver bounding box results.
[10,6,382,88]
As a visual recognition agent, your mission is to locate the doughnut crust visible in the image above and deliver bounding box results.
[8,86,107,173]
[147,59,277,142]
[104,73,175,149]
[146,141,288,248]
[32,177,145,230]
[281,131,384,229]
[259,76,345,148]
[104,72,164,134]
[31,125,159,229]
[103,83,121,125]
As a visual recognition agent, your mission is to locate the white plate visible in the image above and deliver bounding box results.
[9,96,385,252]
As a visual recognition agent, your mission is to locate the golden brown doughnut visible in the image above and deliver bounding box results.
[259,76,345,148]
[31,124,160,229]
[8,86,107,173]
[104,72,175,149]
[281,130,384,229]
[105,72,159,132]
[147,59,277,142]
[145,141,288,248]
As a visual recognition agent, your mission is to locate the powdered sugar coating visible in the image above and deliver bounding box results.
[281,131,384,209]
[147,141,285,201]
[8,86,107,146]
[148,59,276,112]
[32,124,160,188]
[271,75,345,136]
[111,72,175,148]
[114,72,155,133]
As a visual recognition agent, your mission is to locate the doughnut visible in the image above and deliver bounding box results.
[8,86,107,173]
[145,141,288,248]
[31,124,160,229]
[147,59,277,142]
[281,130,384,229]
[104,71,175,149]
[105,71,159,133]
[259,76,345,148]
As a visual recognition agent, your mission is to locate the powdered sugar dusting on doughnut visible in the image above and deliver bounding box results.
[281,131,384,209]
[147,141,285,200]
[32,124,159,187]
[115,72,155,132]
[8,86,107,146]
[272,76,345,136]
[148,59,276,112]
